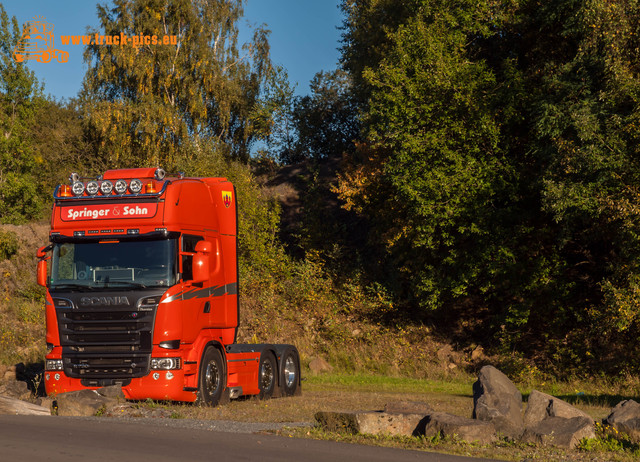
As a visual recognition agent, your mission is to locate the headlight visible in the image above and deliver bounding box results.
[129,179,143,193]
[71,181,85,196]
[114,179,128,194]
[86,181,99,195]
[100,180,113,195]
[151,357,181,370]
[45,359,63,371]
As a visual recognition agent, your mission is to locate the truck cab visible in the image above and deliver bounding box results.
[38,168,300,404]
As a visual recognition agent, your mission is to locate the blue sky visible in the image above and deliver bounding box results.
[3,0,343,99]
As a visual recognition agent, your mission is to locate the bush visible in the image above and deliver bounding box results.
[0,229,18,260]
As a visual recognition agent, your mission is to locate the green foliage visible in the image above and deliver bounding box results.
[82,0,288,167]
[279,69,359,163]
[0,4,46,223]
[336,0,640,374]
[0,228,17,260]
[578,422,640,457]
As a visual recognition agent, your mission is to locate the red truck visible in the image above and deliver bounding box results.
[37,167,301,405]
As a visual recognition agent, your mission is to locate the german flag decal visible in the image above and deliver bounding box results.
[222,190,233,208]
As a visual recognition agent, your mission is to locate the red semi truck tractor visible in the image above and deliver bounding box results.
[36,167,301,405]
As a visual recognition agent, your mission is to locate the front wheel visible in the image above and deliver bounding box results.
[197,346,224,406]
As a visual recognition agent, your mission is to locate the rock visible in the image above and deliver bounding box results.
[520,416,595,449]
[3,371,16,382]
[472,365,524,439]
[384,400,433,415]
[604,400,640,442]
[524,390,593,427]
[424,412,497,444]
[0,380,31,400]
[315,411,428,437]
[96,385,125,399]
[308,357,333,374]
[471,346,486,362]
[0,395,50,416]
[53,389,115,417]
[436,345,453,363]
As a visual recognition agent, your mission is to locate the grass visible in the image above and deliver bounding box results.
[100,373,640,461]
[4,222,640,460]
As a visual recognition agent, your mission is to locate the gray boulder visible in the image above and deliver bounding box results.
[524,390,593,427]
[0,380,31,400]
[0,395,50,416]
[53,389,116,417]
[96,385,125,399]
[473,365,524,438]
[604,400,640,442]
[520,416,595,449]
[315,410,427,436]
[308,357,333,374]
[424,412,496,444]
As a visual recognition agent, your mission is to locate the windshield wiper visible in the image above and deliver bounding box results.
[50,283,96,292]
[103,281,148,289]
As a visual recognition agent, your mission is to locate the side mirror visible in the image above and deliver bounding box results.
[37,260,48,287]
[191,241,211,284]
[36,245,51,287]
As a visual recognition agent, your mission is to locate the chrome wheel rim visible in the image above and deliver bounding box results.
[205,360,220,398]
[260,358,274,391]
[284,356,296,388]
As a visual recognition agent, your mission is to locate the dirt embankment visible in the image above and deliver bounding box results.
[0,222,49,298]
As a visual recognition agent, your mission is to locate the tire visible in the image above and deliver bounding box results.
[197,346,224,406]
[258,351,277,399]
[39,51,51,63]
[279,347,300,397]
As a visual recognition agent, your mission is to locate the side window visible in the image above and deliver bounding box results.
[181,234,203,281]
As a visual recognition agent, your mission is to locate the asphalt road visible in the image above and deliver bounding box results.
[0,414,497,462]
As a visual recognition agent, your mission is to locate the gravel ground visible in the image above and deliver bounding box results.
[55,415,314,433]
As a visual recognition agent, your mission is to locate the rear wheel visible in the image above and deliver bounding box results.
[197,347,224,406]
[279,347,300,396]
[258,351,276,399]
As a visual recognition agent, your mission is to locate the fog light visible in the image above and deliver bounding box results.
[166,372,174,380]
[54,373,60,381]
[153,372,160,380]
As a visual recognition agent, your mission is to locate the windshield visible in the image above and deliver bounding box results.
[50,239,177,290]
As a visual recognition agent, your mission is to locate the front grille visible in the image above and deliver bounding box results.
[55,295,158,379]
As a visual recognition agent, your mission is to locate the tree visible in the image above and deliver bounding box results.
[0,3,45,223]
[282,69,358,163]
[337,0,640,374]
[82,0,286,168]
